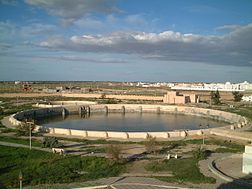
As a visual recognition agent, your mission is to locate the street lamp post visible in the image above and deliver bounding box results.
[199,123,209,148]
[29,122,32,150]
[26,120,34,150]
[19,171,23,189]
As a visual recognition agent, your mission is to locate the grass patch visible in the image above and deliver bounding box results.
[218,105,252,121]
[84,147,106,153]
[215,147,243,153]
[0,122,5,128]
[145,158,215,184]
[56,137,137,145]
[207,138,244,153]
[0,127,16,133]
[0,145,124,189]
[0,136,42,147]
[3,103,33,115]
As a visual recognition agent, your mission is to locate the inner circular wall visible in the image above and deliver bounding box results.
[9,103,248,139]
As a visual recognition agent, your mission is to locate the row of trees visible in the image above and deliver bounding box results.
[210,90,243,105]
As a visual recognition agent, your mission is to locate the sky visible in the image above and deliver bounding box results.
[0,0,252,82]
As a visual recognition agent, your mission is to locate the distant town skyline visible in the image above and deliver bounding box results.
[0,0,252,82]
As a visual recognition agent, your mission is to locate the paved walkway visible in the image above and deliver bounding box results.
[1,115,15,129]
[210,127,252,142]
[197,153,252,189]
[24,177,190,189]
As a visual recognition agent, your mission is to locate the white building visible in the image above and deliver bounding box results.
[171,81,252,92]
[242,95,252,102]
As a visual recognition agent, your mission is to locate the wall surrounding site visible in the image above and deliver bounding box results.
[62,93,163,101]
[9,104,248,140]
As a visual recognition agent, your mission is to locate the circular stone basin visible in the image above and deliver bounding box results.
[37,112,227,132]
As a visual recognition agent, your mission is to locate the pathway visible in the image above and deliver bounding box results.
[210,127,252,142]
[0,141,51,152]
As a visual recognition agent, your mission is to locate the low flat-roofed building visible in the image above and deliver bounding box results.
[163,91,199,104]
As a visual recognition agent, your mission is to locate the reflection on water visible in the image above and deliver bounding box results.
[37,113,227,132]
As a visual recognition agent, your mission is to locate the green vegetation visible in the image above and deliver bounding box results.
[41,137,60,148]
[146,157,215,184]
[0,127,17,133]
[214,104,252,121]
[55,137,137,145]
[0,122,5,128]
[232,91,243,102]
[208,138,244,153]
[210,90,221,105]
[0,145,124,189]
[98,98,120,104]
[106,144,122,162]
[193,148,211,160]
[144,135,158,154]
[215,147,242,153]
[83,146,106,153]
[2,103,33,115]
[0,136,41,147]
[145,139,242,184]
[231,106,252,120]
[16,120,36,136]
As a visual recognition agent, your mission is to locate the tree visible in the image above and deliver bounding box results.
[106,144,122,162]
[144,135,158,154]
[16,120,35,136]
[232,91,243,102]
[210,90,221,105]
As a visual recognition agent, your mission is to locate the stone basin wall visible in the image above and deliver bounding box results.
[9,104,248,140]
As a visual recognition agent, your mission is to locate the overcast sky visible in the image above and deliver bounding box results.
[0,0,252,82]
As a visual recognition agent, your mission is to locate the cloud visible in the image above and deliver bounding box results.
[125,14,147,26]
[74,17,105,29]
[20,23,56,37]
[73,14,154,32]
[0,21,16,41]
[39,23,252,67]
[215,25,242,32]
[25,0,118,24]
[0,21,57,43]
[183,5,223,14]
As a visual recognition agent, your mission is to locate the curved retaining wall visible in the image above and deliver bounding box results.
[9,104,248,140]
[34,100,97,108]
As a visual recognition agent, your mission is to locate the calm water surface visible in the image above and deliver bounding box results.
[38,113,227,132]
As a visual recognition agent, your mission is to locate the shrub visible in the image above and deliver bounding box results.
[16,120,35,136]
[193,148,211,160]
[42,137,60,148]
[106,144,122,162]
[144,135,158,154]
